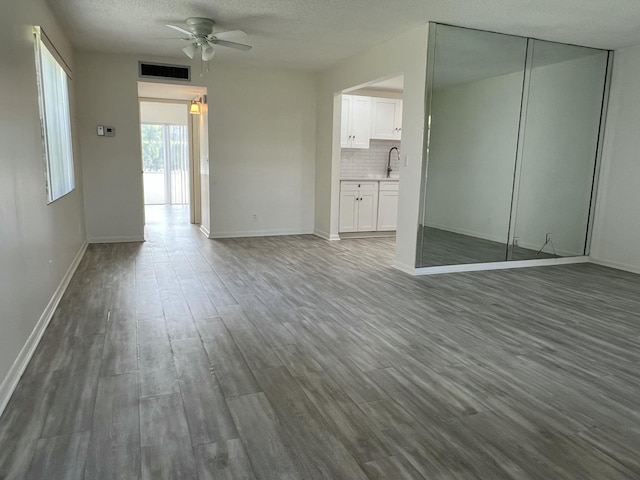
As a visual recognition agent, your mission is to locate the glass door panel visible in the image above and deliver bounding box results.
[142,123,189,205]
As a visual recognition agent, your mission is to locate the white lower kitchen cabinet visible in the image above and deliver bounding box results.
[339,182,378,232]
[377,181,399,231]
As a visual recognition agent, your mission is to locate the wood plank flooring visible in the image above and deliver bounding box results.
[1,204,639,479]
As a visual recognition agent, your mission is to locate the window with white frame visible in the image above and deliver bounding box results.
[33,27,75,203]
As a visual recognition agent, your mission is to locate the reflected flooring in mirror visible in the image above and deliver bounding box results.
[418,227,557,267]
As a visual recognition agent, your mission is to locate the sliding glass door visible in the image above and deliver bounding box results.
[141,123,190,205]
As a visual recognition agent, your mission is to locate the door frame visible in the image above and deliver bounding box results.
[138,97,201,224]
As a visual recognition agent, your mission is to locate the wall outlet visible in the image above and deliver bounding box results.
[251,214,258,222]
[513,236,519,246]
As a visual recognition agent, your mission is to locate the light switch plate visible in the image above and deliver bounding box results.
[97,125,104,136]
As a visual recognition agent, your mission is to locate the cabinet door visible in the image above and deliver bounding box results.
[340,96,351,148]
[339,190,358,232]
[394,100,403,140]
[377,190,399,231]
[357,188,379,231]
[349,96,372,149]
[371,98,399,140]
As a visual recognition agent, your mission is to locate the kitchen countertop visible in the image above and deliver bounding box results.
[340,176,399,181]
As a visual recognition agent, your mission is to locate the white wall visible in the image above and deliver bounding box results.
[207,64,317,238]
[316,25,428,269]
[591,45,640,273]
[0,1,86,404]
[76,53,145,242]
[425,72,523,243]
[76,54,317,241]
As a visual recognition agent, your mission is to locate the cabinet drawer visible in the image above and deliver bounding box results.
[358,182,377,191]
[379,181,399,191]
[340,181,378,192]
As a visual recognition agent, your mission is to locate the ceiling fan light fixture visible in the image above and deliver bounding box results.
[202,43,215,61]
[182,43,198,59]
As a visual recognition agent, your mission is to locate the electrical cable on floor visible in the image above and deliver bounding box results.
[536,237,557,256]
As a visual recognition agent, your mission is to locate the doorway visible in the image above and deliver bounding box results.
[137,81,208,232]
[140,102,190,207]
[333,75,405,250]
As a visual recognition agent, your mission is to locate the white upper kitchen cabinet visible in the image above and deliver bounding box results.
[371,98,403,140]
[341,95,372,149]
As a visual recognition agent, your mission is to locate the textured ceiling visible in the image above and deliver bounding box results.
[48,0,640,70]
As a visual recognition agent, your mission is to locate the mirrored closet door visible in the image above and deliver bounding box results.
[417,24,611,268]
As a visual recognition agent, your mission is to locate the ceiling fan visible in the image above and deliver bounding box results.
[164,17,252,61]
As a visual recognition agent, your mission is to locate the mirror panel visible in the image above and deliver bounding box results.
[417,24,528,267]
[508,41,609,260]
[416,23,610,269]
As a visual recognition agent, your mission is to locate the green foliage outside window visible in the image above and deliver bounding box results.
[141,124,164,172]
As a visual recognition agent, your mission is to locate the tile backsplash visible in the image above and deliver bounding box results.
[341,139,401,178]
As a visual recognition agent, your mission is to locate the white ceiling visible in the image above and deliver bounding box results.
[48,0,640,70]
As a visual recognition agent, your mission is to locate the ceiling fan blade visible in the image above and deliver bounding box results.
[210,29,247,40]
[202,43,216,61]
[182,43,198,59]
[165,24,193,36]
[210,38,252,51]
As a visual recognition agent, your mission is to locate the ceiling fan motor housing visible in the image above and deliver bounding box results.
[186,17,215,37]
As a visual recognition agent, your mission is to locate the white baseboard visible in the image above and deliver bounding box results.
[211,228,314,239]
[88,235,144,243]
[408,256,590,276]
[392,261,417,275]
[589,257,640,275]
[313,230,341,241]
[199,224,211,239]
[0,241,88,417]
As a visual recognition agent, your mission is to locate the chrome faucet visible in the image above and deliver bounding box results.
[387,147,399,178]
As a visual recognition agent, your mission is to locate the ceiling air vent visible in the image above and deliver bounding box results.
[138,62,190,81]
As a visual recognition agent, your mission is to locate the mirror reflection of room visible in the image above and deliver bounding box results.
[417,24,610,268]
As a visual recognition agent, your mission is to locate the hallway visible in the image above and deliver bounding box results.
[0,207,639,479]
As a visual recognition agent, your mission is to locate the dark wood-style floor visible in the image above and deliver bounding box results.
[1,205,639,479]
